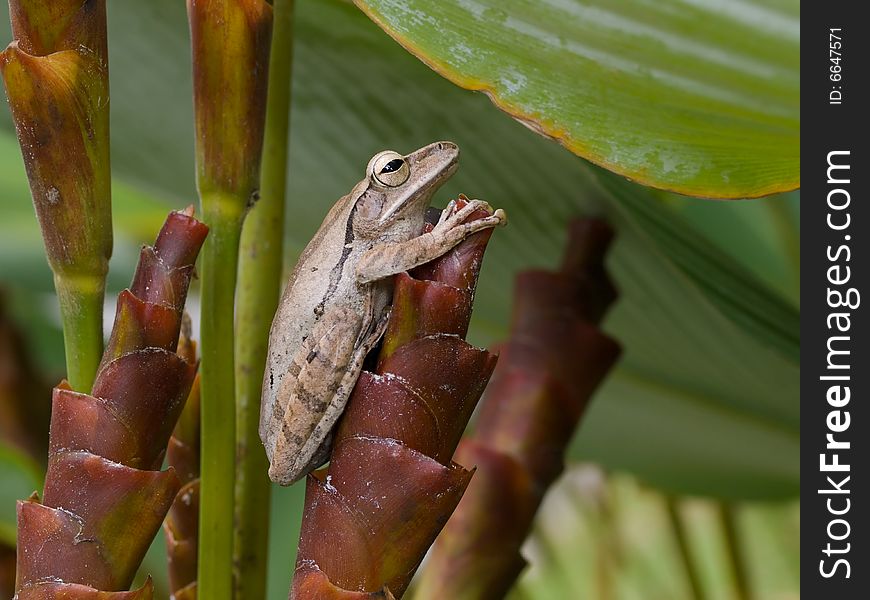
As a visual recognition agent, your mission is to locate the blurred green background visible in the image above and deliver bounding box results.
[0,1,799,598]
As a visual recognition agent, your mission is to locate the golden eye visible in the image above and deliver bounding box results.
[370,151,410,187]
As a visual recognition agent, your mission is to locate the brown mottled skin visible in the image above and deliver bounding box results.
[260,141,506,485]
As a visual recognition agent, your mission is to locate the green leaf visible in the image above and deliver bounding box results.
[0,442,43,546]
[0,0,798,502]
[660,191,800,303]
[354,0,799,198]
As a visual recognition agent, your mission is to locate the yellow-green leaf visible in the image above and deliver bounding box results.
[354,0,799,198]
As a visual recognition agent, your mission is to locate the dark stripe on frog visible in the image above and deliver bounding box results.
[315,195,361,316]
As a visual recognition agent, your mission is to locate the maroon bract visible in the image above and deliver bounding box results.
[15,210,208,598]
[163,330,201,600]
[416,219,622,600]
[290,200,499,599]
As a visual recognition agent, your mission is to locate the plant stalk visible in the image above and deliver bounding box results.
[54,272,105,392]
[665,497,705,600]
[718,504,752,600]
[233,0,295,597]
[199,199,244,600]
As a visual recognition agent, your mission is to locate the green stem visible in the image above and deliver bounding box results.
[198,200,244,600]
[54,271,105,392]
[664,497,705,600]
[718,503,752,600]
[233,1,295,597]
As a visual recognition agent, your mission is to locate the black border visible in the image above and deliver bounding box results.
[801,5,868,596]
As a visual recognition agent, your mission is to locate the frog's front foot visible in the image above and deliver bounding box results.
[435,198,503,231]
[492,208,508,226]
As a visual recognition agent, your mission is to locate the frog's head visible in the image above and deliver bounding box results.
[353,141,459,237]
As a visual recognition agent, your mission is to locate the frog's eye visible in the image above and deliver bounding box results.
[371,151,410,187]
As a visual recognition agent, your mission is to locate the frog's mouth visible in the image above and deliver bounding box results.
[378,141,459,223]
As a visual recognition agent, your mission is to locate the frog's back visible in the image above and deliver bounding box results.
[260,190,359,433]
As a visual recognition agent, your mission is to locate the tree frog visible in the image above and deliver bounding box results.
[260,141,506,485]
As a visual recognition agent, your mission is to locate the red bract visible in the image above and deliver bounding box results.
[14,210,208,599]
[416,219,622,600]
[290,199,499,599]
[188,0,272,201]
[163,327,201,600]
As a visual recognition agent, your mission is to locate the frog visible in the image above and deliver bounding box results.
[260,141,506,485]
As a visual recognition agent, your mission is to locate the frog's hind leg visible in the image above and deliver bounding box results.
[294,309,391,475]
[266,307,390,485]
[265,309,360,485]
